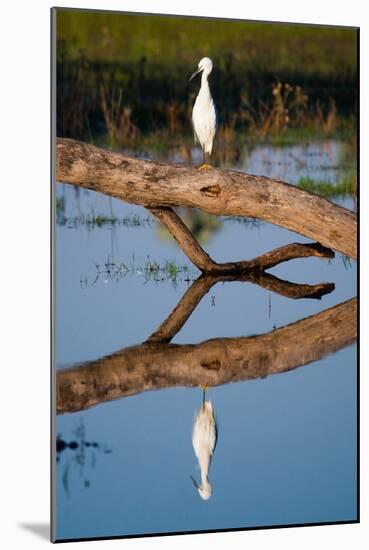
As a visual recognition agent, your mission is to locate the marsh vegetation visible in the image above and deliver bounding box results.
[56,11,357,149]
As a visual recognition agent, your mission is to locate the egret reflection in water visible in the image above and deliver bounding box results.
[191,389,217,500]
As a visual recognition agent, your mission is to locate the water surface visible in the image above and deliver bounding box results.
[55,140,357,540]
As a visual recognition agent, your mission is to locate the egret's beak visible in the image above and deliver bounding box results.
[189,67,202,81]
[190,475,199,489]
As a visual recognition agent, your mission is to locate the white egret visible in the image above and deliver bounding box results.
[189,57,217,168]
[191,389,217,500]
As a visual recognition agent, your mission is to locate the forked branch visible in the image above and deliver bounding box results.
[149,206,335,274]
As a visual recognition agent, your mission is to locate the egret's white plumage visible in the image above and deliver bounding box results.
[189,57,217,164]
[191,396,217,500]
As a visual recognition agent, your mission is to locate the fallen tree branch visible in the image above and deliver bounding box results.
[148,207,217,271]
[56,298,356,414]
[56,137,357,259]
[149,207,335,273]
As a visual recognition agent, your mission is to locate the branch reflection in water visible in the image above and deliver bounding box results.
[55,264,357,416]
[56,264,356,503]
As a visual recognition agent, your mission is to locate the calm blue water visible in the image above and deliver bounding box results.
[54,141,357,540]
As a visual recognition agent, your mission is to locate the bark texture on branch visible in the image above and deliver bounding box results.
[56,298,357,414]
[56,138,357,259]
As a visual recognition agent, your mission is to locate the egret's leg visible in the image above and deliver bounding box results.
[197,150,212,170]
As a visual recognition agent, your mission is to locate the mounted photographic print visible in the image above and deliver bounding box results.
[51,7,358,543]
